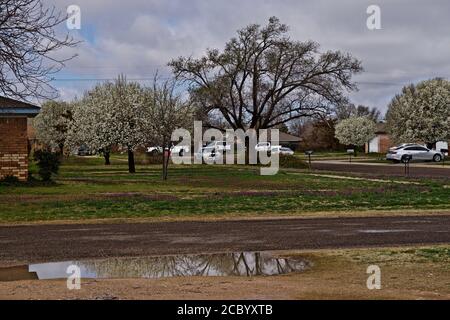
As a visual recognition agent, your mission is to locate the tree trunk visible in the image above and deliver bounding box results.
[104,151,111,165]
[58,143,64,156]
[164,150,170,180]
[162,147,170,181]
[162,148,166,180]
[127,147,135,173]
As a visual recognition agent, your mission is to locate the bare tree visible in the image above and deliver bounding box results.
[170,17,362,133]
[145,77,193,180]
[335,103,381,122]
[0,0,78,100]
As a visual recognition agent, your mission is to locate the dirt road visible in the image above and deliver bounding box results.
[312,161,450,178]
[0,215,449,266]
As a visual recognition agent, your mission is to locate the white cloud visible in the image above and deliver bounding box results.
[46,0,450,115]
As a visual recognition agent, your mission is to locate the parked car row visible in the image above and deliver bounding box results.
[148,141,295,161]
[194,145,295,161]
[146,145,190,156]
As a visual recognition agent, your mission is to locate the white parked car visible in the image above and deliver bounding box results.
[270,146,294,155]
[171,145,190,156]
[147,146,163,154]
[147,145,190,155]
[195,146,222,162]
[206,141,232,152]
[386,144,444,163]
[255,142,281,152]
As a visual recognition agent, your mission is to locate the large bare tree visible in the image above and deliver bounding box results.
[0,0,78,100]
[170,17,363,132]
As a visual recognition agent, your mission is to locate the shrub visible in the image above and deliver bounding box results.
[33,150,61,181]
[0,175,20,185]
[279,154,308,169]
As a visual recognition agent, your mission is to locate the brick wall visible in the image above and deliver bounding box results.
[378,134,392,153]
[0,117,29,181]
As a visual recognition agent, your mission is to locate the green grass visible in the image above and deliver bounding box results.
[347,246,450,265]
[0,155,449,223]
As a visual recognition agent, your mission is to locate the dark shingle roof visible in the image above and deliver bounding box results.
[267,130,302,143]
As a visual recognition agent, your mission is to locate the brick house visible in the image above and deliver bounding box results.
[0,96,40,181]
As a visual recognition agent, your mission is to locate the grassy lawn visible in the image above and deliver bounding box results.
[1,155,449,223]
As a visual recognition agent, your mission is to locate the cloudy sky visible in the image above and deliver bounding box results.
[47,0,450,116]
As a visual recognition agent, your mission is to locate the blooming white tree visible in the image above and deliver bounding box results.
[68,76,148,172]
[34,101,73,153]
[109,76,149,173]
[67,84,116,165]
[386,78,450,148]
[335,116,376,147]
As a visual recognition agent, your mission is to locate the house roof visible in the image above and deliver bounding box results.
[278,131,303,143]
[0,96,40,117]
[268,130,302,143]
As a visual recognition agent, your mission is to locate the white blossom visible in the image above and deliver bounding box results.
[68,77,149,154]
[386,78,450,145]
[335,116,377,146]
[34,101,73,152]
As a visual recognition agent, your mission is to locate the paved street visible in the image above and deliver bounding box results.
[0,215,449,266]
[312,161,450,178]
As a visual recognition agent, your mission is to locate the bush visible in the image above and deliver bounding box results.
[0,175,20,185]
[33,150,61,181]
[279,154,308,169]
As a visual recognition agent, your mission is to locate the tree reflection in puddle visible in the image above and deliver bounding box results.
[0,252,310,281]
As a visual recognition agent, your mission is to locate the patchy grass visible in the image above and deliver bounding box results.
[0,155,449,223]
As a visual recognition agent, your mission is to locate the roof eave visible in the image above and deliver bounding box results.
[0,109,40,118]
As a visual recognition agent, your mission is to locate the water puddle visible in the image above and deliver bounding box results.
[0,252,310,282]
[358,229,415,234]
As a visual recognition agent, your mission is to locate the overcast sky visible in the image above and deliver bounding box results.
[47,0,450,116]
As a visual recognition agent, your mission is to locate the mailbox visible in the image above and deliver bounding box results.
[402,154,413,163]
[305,150,313,170]
[347,149,355,162]
[441,149,448,166]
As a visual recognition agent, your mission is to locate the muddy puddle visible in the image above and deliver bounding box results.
[0,252,310,281]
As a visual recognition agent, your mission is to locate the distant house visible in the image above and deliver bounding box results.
[365,123,449,153]
[0,96,40,181]
[272,131,303,151]
[255,130,302,150]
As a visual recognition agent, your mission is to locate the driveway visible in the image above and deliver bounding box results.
[0,215,449,266]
